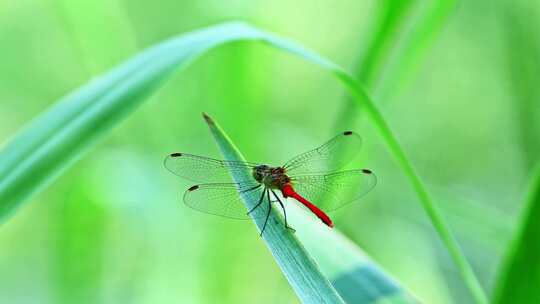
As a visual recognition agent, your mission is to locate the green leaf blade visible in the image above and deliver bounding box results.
[287,203,419,303]
[203,113,345,304]
[493,167,540,304]
[0,21,261,220]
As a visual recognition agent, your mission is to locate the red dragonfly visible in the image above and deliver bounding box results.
[164,131,376,235]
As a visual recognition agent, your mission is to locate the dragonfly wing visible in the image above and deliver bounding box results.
[283,131,363,175]
[183,182,269,219]
[289,169,376,212]
[164,153,258,184]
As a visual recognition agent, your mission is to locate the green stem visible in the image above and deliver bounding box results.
[334,74,488,304]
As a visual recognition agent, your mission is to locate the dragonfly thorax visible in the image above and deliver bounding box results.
[252,165,290,189]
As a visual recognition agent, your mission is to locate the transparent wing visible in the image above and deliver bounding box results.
[289,169,376,212]
[164,153,259,184]
[283,131,363,175]
[183,182,269,219]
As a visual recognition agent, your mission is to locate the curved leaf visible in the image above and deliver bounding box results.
[493,167,540,304]
[0,21,484,302]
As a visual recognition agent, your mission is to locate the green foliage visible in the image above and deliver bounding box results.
[53,188,108,304]
[0,22,261,219]
[0,21,426,303]
[493,167,540,303]
[0,19,488,302]
[354,0,414,88]
[376,0,455,101]
[1,2,538,302]
[336,0,454,130]
[0,21,485,303]
[492,3,540,303]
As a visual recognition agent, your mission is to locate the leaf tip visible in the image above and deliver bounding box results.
[202,112,215,125]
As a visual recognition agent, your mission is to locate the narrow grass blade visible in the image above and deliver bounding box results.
[354,0,414,88]
[499,2,540,168]
[0,21,484,302]
[335,0,414,130]
[493,167,540,304]
[333,1,482,301]
[333,76,487,304]
[203,113,344,303]
[336,1,455,129]
[376,0,455,101]
[493,4,540,303]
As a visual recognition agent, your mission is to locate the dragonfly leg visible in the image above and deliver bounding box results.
[247,187,265,215]
[260,189,272,237]
[271,189,296,233]
[240,184,261,194]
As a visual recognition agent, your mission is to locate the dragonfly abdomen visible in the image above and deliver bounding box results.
[281,184,334,228]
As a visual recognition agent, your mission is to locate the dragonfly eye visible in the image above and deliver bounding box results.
[254,164,270,173]
[253,165,270,182]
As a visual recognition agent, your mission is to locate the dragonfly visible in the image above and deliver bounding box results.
[164,131,376,235]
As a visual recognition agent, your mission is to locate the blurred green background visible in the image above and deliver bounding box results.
[0,0,538,303]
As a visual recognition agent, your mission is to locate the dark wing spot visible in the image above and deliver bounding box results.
[170,152,182,157]
[188,185,199,191]
[362,169,372,174]
[343,131,353,136]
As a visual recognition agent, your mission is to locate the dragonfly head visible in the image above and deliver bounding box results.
[252,165,270,183]
[253,165,290,188]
